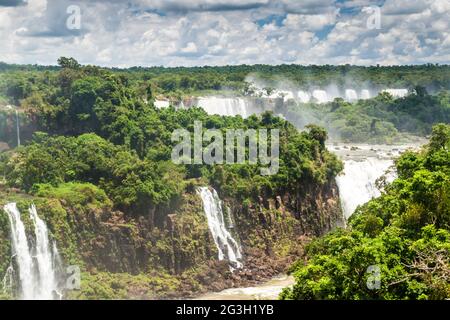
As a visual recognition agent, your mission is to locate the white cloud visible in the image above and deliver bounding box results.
[0,0,448,66]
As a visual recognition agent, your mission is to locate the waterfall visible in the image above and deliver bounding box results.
[154,100,170,109]
[345,89,358,101]
[4,203,34,299]
[197,97,250,117]
[360,89,371,100]
[312,90,330,103]
[197,187,243,270]
[3,203,62,300]
[297,90,311,103]
[29,205,59,299]
[381,89,408,98]
[15,109,20,147]
[328,144,424,219]
[335,158,393,219]
[2,265,15,295]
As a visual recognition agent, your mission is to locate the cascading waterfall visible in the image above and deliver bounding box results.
[381,89,408,98]
[297,90,311,103]
[248,87,409,104]
[197,187,243,270]
[3,203,62,300]
[3,203,34,299]
[329,143,423,219]
[157,87,410,116]
[29,204,59,299]
[2,265,15,295]
[360,89,371,100]
[335,158,393,219]
[154,100,170,109]
[345,89,358,101]
[312,90,330,103]
[197,97,250,117]
[15,109,20,147]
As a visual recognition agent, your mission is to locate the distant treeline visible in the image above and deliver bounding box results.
[0,58,449,144]
[1,60,449,98]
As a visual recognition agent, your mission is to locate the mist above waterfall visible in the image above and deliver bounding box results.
[243,74,414,104]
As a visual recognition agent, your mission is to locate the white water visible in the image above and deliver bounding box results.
[360,89,371,100]
[194,274,294,300]
[2,265,14,295]
[196,97,252,117]
[29,205,59,299]
[335,158,393,218]
[345,89,358,101]
[154,100,170,109]
[329,143,422,218]
[197,187,243,270]
[297,90,311,103]
[381,89,408,98]
[3,203,61,300]
[269,90,295,102]
[248,87,409,104]
[15,109,20,147]
[312,90,330,103]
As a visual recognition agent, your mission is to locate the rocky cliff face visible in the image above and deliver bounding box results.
[0,179,343,299]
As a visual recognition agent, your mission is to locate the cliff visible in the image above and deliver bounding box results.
[0,178,343,299]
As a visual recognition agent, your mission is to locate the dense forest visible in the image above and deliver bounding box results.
[1,58,449,145]
[1,60,449,96]
[286,90,450,143]
[0,58,342,209]
[0,59,344,299]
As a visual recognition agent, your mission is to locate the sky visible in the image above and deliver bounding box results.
[0,0,449,67]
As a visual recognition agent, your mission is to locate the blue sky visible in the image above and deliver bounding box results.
[0,0,448,67]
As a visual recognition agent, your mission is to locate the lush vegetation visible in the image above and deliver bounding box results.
[1,58,449,145]
[0,58,448,299]
[0,58,342,217]
[281,124,450,300]
[1,61,449,98]
[286,90,450,143]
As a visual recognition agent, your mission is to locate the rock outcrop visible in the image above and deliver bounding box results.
[0,179,343,299]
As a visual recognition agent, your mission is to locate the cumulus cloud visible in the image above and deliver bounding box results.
[0,0,448,66]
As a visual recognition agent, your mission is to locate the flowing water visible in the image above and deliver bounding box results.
[154,100,170,109]
[297,90,311,103]
[197,187,243,270]
[194,274,295,300]
[345,89,358,101]
[15,109,20,147]
[381,89,409,98]
[196,97,252,117]
[360,89,372,99]
[3,203,62,300]
[328,143,423,218]
[312,90,330,103]
[250,87,407,103]
[1,265,14,294]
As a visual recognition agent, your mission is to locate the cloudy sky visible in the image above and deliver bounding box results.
[0,0,449,67]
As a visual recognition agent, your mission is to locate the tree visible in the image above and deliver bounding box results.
[57,57,81,69]
[429,123,450,152]
[306,124,327,148]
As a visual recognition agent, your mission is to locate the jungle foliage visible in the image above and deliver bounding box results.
[281,124,450,300]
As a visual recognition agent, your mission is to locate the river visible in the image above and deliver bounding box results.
[194,275,295,300]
